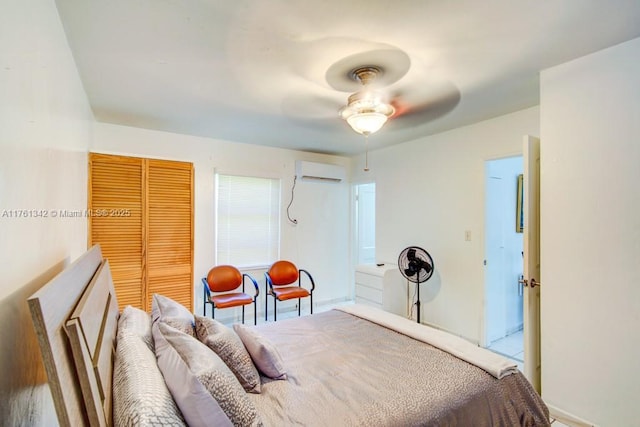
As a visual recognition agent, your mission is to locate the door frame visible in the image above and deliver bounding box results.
[522,135,541,391]
[480,136,540,392]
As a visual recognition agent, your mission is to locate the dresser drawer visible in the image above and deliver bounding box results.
[355,283,382,304]
[354,264,407,317]
[354,272,384,290]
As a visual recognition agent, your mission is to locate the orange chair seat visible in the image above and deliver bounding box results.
[211,292,253,308]
[272,286,310,301]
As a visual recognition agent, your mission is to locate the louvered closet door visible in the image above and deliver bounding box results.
[146,159,193,311]
[88,154,144,309]
[89,153,194,312]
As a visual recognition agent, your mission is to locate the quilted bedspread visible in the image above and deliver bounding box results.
[248,307,549,427]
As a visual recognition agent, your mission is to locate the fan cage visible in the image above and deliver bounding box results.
[397,246,434,283]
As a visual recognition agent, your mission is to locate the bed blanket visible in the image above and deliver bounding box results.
[336,304,518,379]
[249,308,549,427]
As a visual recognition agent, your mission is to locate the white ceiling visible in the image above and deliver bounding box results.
[55,0,640,156]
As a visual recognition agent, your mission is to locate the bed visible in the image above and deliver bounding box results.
[28,245,550,426]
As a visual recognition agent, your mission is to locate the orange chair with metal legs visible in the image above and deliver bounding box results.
[202,265,259,325]
[264,260,315,321]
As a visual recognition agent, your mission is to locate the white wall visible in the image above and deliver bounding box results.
[352,107,539,343]
[0,0,93,424]
[91,123,352,318]
[540,37,640,425]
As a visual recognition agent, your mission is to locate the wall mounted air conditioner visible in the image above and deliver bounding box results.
[295,160,346,183]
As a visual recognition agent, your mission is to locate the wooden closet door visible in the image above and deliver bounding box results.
[146,159,193,311]
[88,153,145,309]
[88,153,194,312]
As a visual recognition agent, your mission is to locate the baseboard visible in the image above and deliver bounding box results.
[548,404,597,427]
[316,296,353,308]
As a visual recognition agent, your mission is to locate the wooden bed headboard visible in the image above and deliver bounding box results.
[28,245,120,427]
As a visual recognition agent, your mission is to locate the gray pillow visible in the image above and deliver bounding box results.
[233,324,287,380]
[113,330,186,426]
[194,316,261,393]
[151,293,195,337]
[117,305,153,351]
[153,321,262,427]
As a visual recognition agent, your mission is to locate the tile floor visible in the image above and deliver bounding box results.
[487,329,524,361]
[487,330,524,371]
[217,299,354,327]
[260,299,354,323]
[487,329,525,372]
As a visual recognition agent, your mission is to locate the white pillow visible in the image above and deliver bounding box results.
[117,305,153,350]
[153,321,262,427]
[151,294,195,337]
[113,330,186,426]
[233,324,287,380]
[194,316,261,393]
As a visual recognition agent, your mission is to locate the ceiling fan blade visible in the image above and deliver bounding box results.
[387,81,461,126]
[281,92,344,125]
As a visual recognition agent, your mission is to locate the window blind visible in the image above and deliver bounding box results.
[216,174,280,268]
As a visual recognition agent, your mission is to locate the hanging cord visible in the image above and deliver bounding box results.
[364,134,370,172]
[286,175,298,225]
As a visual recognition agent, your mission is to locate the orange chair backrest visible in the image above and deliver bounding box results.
[207,265,242,292]
[268,261,299,286]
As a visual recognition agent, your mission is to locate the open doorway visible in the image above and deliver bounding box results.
[354,183,376,265]
[484,156,524,364]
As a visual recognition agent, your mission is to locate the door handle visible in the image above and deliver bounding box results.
[518,275,524,296]
[518,278,541,288]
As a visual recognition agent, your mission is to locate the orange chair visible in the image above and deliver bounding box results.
[202,265,259,325]
[264,260,315,321]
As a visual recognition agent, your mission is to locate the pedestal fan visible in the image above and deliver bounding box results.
[398,246,434,323]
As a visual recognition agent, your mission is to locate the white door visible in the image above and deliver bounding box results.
[523,135,541,392]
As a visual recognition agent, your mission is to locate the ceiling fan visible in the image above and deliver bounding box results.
[339,66,396,136]
[282,48,460,145]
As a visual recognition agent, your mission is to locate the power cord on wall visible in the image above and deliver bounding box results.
[287,175,298,225]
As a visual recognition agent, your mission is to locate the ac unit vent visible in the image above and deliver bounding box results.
[295,161,346,182]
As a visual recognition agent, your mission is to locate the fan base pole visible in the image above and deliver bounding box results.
[416,279,421,324]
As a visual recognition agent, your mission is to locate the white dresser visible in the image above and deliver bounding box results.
[354,264,407,316]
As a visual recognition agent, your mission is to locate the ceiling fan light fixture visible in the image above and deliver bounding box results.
[345,111,388,135]
[339,66,395,136]
[340,90,395,135]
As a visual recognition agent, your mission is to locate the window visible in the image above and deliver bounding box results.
[216,174,280,268]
